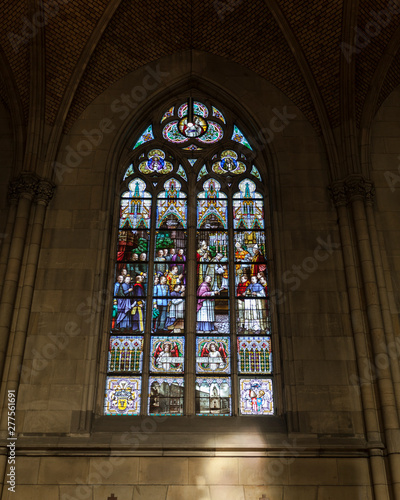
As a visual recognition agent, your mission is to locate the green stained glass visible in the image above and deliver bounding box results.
[197,165,208,181]
[231,125,252,150]
[177,165,187,181]
[250,165,262,181]
[123,164,134,180]
[133,125,154,149]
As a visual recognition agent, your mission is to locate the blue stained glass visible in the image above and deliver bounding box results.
[133,125,154,149]
[231,125,252,150]
[233,179,264,230]
[188,159,197,167]
[197,121,223,143]
[163,121,189,144]
[156,179,187,229]
[177,165,187,181]
[239,378,273,415]
[178,101,209,118]
[161,106,174,122]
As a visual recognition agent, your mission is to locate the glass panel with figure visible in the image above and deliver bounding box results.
[237,337,272,374]
[239,378,273,415]
[150,337,185,373]
[152,274,186,334]
[108,336,144,373]
[104,376,141,415]
[195,378,231,415]
[196,337,230,374]
[196,296,229,335]
[148,377,184,415]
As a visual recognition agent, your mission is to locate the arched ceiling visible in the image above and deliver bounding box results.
[1,0,400,135]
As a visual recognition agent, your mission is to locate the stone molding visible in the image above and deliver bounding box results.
[329,175,375,207]
[7,173,55,206]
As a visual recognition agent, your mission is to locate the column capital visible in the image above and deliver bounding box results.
[329,175,375,207]
[7,173,55,205]
[35,179,56,206]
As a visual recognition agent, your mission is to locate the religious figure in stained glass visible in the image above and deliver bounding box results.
[196,338,230,373]
[138,149,173,175]
[151,338,184,373]
[197,276,220,332]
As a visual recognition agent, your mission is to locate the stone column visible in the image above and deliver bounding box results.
[0,188,18,298]
[330,179,390,500]
[0,179,55,433]
[346,175,400,499]
[0,174,38,380]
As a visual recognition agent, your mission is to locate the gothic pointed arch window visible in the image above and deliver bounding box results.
[104,98,274,417]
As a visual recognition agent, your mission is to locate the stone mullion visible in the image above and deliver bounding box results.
[0,181,54,434]
[140,193,156,416]
[0,174,38,382]
[185,173,196,416]
[229,195,238,416]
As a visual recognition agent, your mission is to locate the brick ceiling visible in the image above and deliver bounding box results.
[0,0,400,133]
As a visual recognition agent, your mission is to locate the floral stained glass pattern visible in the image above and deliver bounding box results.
[108,336,143,372]
[237,337,272,374]
[104,377,141,415]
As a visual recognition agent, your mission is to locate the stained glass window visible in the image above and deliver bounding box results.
[105,98,274,418]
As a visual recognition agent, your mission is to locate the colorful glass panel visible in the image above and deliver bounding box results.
[133,125,154,149]
[161,106,174,122]
[156,179,187,229]
[108,336,143,372]
[197,231,229,262]
[198,263,229,292]
[177,165,187,181]
[212,150,246,175]
[148,377,184,415]
[104,376,141,415]
[233,179,264,229]
[250,165,262,181]
[120,179,151,229]
[150,337,185,372]
[212,106,226,123]
[188,159,197,167]
[183,144,203,151]
[197,165,208,181]
[197,121,223,143]
[178,101,208,118]
[162,121,189,144]
[123,164,134,180]
[117,229,150,262]
[196,298,229,334]
[196,337,230,374]
[239,378,273,415]
[236,298,270,335]
[138,149,173,175]
[237,337,272,374]
[195,378,231,415]
[152,276,185,334]
[197,179,228,229]
[231,125,252,150]
[178,115,208,138]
